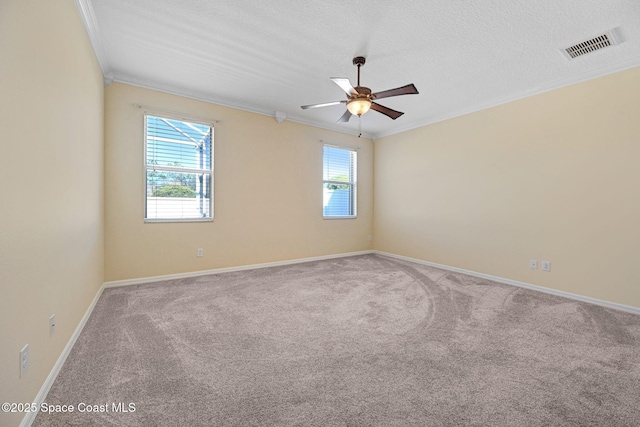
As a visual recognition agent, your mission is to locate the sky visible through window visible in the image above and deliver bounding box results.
[323,146,352,183]
[146,116,211,170]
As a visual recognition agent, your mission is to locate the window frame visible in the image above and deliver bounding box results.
[322,144,357,219]
[143,113,214,223]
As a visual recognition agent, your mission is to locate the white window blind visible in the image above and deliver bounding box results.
[145,114,213,221]
[323,145,357,218]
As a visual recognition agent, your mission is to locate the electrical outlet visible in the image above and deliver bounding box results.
[50,314,56,336]
[530,260,538,269]
[197,248,203,257]
[542,261,551,272]
[20,344,29,377]
[368,235,372,242]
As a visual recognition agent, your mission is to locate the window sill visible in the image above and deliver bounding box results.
[144,218,213,223]
[323,216,357,220]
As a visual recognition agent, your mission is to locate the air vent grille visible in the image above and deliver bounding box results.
[563,30,621,60]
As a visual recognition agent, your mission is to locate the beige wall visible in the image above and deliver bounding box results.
[104,83,373,281]
[0,1,104,426]
[374,67,640,309]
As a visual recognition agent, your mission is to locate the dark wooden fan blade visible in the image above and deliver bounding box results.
[301,100,345,110]
[373,84,418,100]
[370,102,404,120]
[331,78,357,95]
[337,109,352,123]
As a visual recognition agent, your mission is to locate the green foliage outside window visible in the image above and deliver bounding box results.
[327,175,350,190]
[151,185,196,198]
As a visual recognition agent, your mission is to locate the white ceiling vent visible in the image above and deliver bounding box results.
[562,29,622,60]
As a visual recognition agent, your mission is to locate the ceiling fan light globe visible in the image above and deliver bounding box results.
[347,99,371,116]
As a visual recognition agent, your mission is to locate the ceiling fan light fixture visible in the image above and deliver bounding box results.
[347,98,372,116]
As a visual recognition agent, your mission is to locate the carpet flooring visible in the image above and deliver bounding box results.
[33,254,640,426]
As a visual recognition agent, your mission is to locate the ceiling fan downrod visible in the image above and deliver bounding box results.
[353,56,366,87]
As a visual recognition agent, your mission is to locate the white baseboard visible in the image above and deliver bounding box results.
[20,286,105,427]
[374,251,640,315]
[103,250,375,288]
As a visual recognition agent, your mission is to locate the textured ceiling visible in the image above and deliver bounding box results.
[79,0,640,138]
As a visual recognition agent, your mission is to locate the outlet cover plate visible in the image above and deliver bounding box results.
[50,314,56,336]
[20,344,29,377]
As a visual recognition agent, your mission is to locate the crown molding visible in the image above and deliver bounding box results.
[374,57,640,139]
[74,0,113,84]
[110,74,376,140]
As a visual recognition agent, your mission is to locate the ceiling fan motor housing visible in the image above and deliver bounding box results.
[351,86,374,101]
[353,86,371,96]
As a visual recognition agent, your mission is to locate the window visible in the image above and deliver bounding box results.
[145,114,213,222]
[323,145,357,218]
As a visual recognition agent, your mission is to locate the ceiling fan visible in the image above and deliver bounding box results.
[301,56,419,122]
